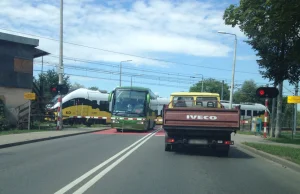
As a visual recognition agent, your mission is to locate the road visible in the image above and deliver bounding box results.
[0,127,299,194]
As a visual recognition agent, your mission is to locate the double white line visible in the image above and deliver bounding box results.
[54,128,160,194]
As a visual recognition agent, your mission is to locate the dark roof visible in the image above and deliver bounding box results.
[0,32,50,58]
[33,48,50,58]
[0,32,39,46]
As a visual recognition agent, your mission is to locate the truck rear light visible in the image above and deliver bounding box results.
[224,141,234,145]
[166,138,175,143]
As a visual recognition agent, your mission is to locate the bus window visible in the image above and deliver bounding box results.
[91,100,98,109]
[241,110,245,116]
[247,110,252,116]
[253,111,258,116]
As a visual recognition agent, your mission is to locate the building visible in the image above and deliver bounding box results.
[0,32,49,126]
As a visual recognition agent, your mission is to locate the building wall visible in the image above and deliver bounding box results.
[0,87,31,108]
[0,41,34,89]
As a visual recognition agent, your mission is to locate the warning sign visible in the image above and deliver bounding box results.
[287,96,300,104]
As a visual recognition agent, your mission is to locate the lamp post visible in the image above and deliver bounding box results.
[190,74,204,92]
[119,60,132,87]
[218,31,237,109]
[131,74,142,87]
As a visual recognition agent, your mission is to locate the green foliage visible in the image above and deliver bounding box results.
[189,78,230,100]
[233,80,264,103]
[88,86,99,91]
[223,0,300,84]
[34,69,71,99]
[70,82,85,91]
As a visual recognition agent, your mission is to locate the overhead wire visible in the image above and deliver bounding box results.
[0,27,260,74]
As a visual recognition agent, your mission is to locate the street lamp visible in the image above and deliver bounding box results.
[119,60,132,86]
[218,31,237,109]
[131,74,142,87]
[190,74,204,92]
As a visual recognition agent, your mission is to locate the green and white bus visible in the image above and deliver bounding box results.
[108,86,158,132]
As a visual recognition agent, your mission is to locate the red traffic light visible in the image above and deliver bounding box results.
[259,89,265,96]
[51,87,57,92]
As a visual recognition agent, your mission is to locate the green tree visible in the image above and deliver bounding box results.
[190,78,230,100]
[233,80,264,104]
[70,82,85,91]
[88,86,99,91]
[223,0,300,138]
[34,69,71,100]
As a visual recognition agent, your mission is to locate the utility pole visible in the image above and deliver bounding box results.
[57,0,64,130]
[221,80,224,100]
[293,82,298,138]
[217,31,237,109]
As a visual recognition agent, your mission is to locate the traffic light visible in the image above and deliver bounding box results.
[50,84,69,95]
[256,87,279,98]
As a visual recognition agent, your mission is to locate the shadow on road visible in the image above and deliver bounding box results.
[174,146,254,159]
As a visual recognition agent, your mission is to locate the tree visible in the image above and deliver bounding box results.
[190,78,230,100]
[70,82,85,91]
[223,0,300,138]
[88,86,99,91]
[233,80,264,104]
[34,69,71,100]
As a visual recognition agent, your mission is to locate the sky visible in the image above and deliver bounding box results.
[0,0,297,98]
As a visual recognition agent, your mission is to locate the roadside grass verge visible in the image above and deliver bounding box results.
[243,142,300,165]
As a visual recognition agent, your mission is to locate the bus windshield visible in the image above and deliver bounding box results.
[112,90,147,116]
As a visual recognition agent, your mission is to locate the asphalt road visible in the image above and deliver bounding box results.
[0,127,300,194]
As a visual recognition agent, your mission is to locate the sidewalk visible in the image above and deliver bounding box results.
[232,133,300,149]
[0,127,110,149]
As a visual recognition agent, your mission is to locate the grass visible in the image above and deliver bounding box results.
[243,142,300,165]
[237,130,256,135]
[268,132,300,145]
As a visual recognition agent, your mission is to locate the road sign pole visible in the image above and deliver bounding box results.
[293,82,299,138]
[263,98,269,138]
[28,100,31,130]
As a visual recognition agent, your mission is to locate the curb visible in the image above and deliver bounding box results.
[0,128,110,149]
[238,143,300,173]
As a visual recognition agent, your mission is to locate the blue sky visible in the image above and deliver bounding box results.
[0,0,297,98]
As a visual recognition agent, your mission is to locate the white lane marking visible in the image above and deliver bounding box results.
[73,131,157,194]
[54,129,159,194]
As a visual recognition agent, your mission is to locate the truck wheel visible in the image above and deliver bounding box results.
[165,144,172,152]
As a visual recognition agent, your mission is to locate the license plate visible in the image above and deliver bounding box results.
[188,139,208,145]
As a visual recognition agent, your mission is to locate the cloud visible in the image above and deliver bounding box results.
[0,0,244,67]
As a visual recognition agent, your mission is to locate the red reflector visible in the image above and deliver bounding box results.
[167,138,175,143]
[225,141,231,145]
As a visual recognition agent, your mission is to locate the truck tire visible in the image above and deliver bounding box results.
[165,144,172,152]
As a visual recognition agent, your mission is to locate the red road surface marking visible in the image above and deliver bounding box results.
[155,129,165,136]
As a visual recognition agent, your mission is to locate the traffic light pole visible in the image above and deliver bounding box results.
[264,97,269,138]
[57,0,63,130]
